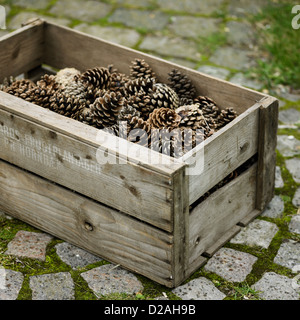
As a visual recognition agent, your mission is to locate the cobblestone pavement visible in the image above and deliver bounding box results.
[0,0,299,300]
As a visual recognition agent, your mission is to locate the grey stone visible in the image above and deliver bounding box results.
[276,85,300,102]
[5,231,52,261]
[50,0,112,21]
[30,272,75,300]
[229,72,263,90]
[226,21,256,47]
[252,272,300,300]
[0,269,24,300]
[110,0,156,7]
[279,108,300,125]
[261,195,284,219]
[158,0,225,15]
[168,16,221,39]
[274,239,300,270]
[209,47,255,70]
[204,248,257,282]
[172,277,226,300]
[167,58,196,69]
[197,65,230,80]
[55,242,102,269]
[275,166,284,188]
[286,158,300,183]
[74,24,140,47]
[289,214,300,235]
[228,0,269,18]
[12,0,51,10]
[277,135,300,157]
[230,219,278,249]
[81,264,143,297]
[139,35,201,61]
[8,12,70,30]
[293,188,300,208]
[108,8,169,31]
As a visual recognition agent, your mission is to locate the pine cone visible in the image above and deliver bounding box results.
[0,76,15,91]
[118,104,141,121]
[122,77,155,97]
[49,91,86,119]
[168,69,196,101]
[216,107,237,128]
[130,58,156,81]
[126,116,152,147]
[55,68,81,89]
[4,79,36,97]
[148,107,181,129]
[110,72,129,93]
[149,83,180,110]
[87,91,125,128]
[126,91,152,119]
[81,67,111,89]
[194,95,218,110]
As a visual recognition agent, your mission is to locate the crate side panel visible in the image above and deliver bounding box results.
[0,22,44,82]
[188,164,257,273]
[0,160,174,287]
[43,22,264,113]
[0,107,174,232]
[186,104,260,205]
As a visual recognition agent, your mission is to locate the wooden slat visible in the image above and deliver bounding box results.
[0,19,44,83]
[43,21,264,113]
[172,167,189,287]
[0,100,178,232]
[0,160,174,287]
[189,164,257,270]
[183,102,261,205]
[256,96,279,211]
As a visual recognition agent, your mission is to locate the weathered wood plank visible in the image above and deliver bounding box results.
[0,19,44,83]
[256,97,279,211]
[172,167,189,287]
[183,102,261,205]
[0,101,177,232]
[189,164,257,270]
[43,22,264,113]
[0,159,174,287]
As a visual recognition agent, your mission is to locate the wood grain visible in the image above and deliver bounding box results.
[189,164,257,271]
[0,19,44,83]
[0,159,174,287]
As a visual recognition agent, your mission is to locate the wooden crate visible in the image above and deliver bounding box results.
[0,19,278,288]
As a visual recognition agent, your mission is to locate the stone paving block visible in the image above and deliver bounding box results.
[110,0,156,7]
[168,16,221,38]
[81,264,143,298]
[197,65,230,80]
[252,272,300,300]
[229,72,263,90]
[11,0,51,10]
[293,188,300,208]
[0,268,24,300]
[108,8,169,31]
[289,214,300,235]
[261,195,284,219]
[5,231,52,261]
[55,242,102,269]
[209,47,255,70]
[158,0,225,15]
[274,239,300,270]
[226,21,256,48]
[230,219,278,249]
[139,35,201,60]
[285,158,300,183]
[277,135,300,157]
[204,248,257,282]
[50,0,112,21]
[30,272,75,300]
[278,108,300,125]
[74,24,140,47]
[275,166,284,189]
[8,12,70,30]
[172,277,226,300]
[228,0,268,18]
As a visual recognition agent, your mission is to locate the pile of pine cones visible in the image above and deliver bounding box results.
[0,59,237,158]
